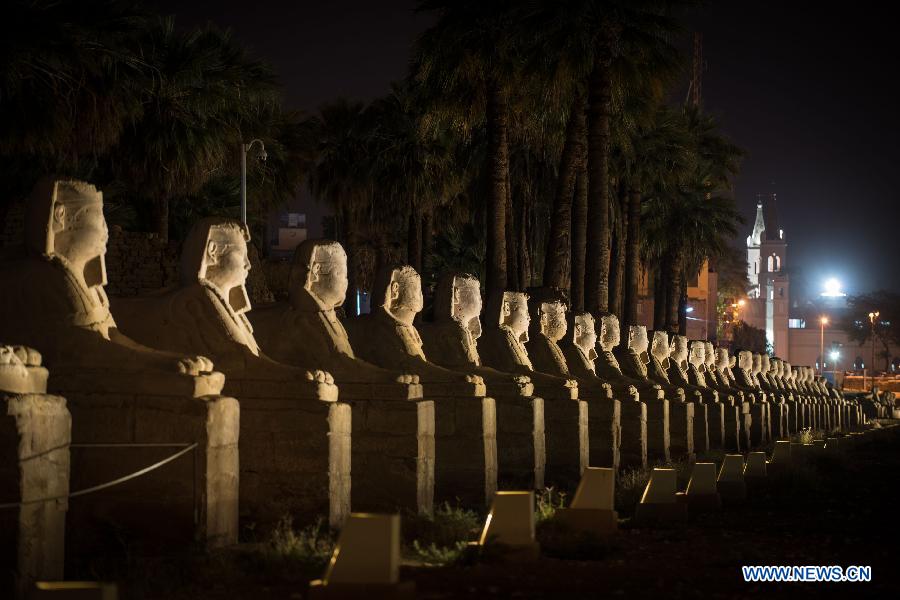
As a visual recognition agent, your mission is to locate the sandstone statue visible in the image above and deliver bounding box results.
[649,331,707,455]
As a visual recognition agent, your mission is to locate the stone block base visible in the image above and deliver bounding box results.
[587,399,620,472]
[668,402,694,458]
[240,398,350,531]
[555,508,617,536]
[634,502,687,525]
[706,403,726,449]
[1,393,70,599]
[61,389,238,557]
[645,400,670,463]
[692,403,709,455]
[352,400,434,517]
[434,396,497,508]
[619,401,647,469]
[722,404,742,451]
[495,396,545,490]
[717,480,747,503]
[749,403,766,447]
[544,399,588,489]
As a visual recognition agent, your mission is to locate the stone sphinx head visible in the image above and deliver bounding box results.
[598,313,621,352]
[26,179,109,288]
[434,271,483,339]
[528,291,567,343]
[569,312,598,361]
[374,265,423,326]
[704,341,716,368]
[496,291,530,343]
[626,325,650,364]
[751,353,762,375]
[290,239,348,310]
[716,348,730,372]
[738,350,753,371]
[688,340,706,367]
[650,331,671,364]
[761,354,772,374]
[669,335,689,366]
[181,217,252,314]
[784,361,792,380]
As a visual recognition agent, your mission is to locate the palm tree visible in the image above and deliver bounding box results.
[112,18,279,241]
[412,1,527,303]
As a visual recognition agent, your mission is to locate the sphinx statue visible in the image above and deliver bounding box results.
[718,348,767,446]
[479,290,588,486]
[0,180,238,550]
[520,290,621,473]
[113,217,350,528]
[419,272,545,489]
[686,340,738,449]
[561,312,646,468]
[651,331,709,454]
[343,264,498,508]
[668,335,717,403]
[596,315,664,402]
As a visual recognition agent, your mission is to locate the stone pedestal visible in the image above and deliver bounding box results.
[543,398,588,489]
[2,391,70,600]
[692,403,709,455]
[351,399,434,517]
[706,403,727,448]
[740,402,752,450]
[586,398,620,472]
[495,396,545,490]
[645,399,670,463]
[668,402,694,458]
[749,403,766,446]
[56,372,239,557]
[237,393,350,531]
[769,402,787,440]
[619,401,648,469]
[722,403,742,451]
[434,396,497,508]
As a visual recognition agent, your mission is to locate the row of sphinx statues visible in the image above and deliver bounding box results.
[0,180,862,548]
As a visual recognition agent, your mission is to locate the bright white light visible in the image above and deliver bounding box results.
[821,278,846,297]
[830,351,840,362]
[685,306,694,313]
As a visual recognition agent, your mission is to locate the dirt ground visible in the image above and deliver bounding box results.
[82,427,900,599]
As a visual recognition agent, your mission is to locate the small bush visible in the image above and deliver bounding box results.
[616,467,651,515]
[535,487,567,523]
[408,539,469,565]
[264,516,334,567]
[404,501,480,565]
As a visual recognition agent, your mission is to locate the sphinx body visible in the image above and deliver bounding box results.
[0,180,238,550]
[419,273,546,488]
[595,314,663,403]
[478,290,588,485]
[667,335,719,405]
[649,330,708,455]
[113,218,349,529]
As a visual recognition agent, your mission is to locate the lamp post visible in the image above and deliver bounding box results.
[240,139,267,225]
[868,311,879,392]
[819,316,828,375]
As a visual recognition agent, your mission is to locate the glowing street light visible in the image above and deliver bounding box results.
[821,278,846,297]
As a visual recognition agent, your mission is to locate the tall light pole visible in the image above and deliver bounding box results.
[241,139,267,225]
[868,311,879,391]
[819,316,828,375]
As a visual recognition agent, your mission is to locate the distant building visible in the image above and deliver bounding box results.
[742,194,789,356]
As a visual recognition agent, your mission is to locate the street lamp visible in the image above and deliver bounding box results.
[868,311,880,391]
[240,139,267,225]
[819,316,828,376]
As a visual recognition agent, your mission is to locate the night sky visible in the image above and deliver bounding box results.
[147,0,899,297]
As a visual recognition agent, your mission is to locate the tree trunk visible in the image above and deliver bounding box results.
[543,93,586,290]
[421,209,432,281]
[585,55,612,316]
[665,249,681,333]
[608,212,622,317]
[485,82,509,302]
[653,268,666,331]
[518,188,529,289]
[407,208,422,271]
[506,170,520,292]
[678,281,688,336]
[570,157,588,313]
[153,195,170,243]
[623,188,641,329]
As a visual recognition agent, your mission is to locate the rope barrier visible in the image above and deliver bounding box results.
[0,442,198,510]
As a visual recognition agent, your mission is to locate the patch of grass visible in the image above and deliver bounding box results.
[408,539,469,565]
[615,466,651,515]
[261,515,334,568]
[795,427,815,445]
[535,487,567,523]
[403,501,481,565]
